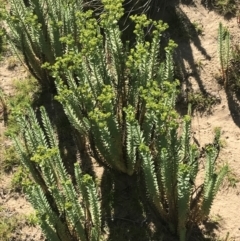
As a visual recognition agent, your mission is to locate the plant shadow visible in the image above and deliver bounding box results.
[100,170,153,241]
[100,168,182,241]
[188,219,221,241]
[157,1,213,116]
[225,86,240,128]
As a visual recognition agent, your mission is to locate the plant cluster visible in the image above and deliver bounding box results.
[218,22,240,93]
[3,77,40,136]
[2,0,84,91]
[192,21,204,36]
[0,77,40,189]
[202,0,240,15]
[187,91,221,115]
[2,0,231,241]
[227,43,240,93]
[0,205,41,241]
[50,11,174,175]
[13,106,101,241]
[2,0,163,91]
[2,146,20,172]
[0,207,24,241]
[218,22,230,88]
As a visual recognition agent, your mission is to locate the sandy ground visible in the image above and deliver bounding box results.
[0,0,240,240]
[178,1,240,240]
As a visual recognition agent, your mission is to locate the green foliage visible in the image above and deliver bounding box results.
[217,22,240,93]
[25,212,39,226]
[0,27,4,57]
[3,1,232,240]
[12,106,101,241]
[50,2,173,175]
[0,219,13,241]
[2,0,84,91]
[187,91,221,115]
[0,210,40,240]
[0,206,40,241]
[11,165,29,191]
[0,205,25,241]
[206,0,240,15]
[224,165,239,188]
[226,43,240,93]
[1,78,39,177]
[2,0,171,91]
[7,56,19,70]
[0,2,7,58]
[137,111,228,240]
[4,77,40,136]
[0,87,7,120]
[40,2,229,239]
[2,146,20,172]
[192,21,204,36]
[218,22,230,87]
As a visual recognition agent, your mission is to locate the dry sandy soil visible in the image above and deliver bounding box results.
[178,1,240,240]
[0,0,240,240]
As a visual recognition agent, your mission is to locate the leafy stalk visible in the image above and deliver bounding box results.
[218,22,230,87]
[12,107,101,241]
